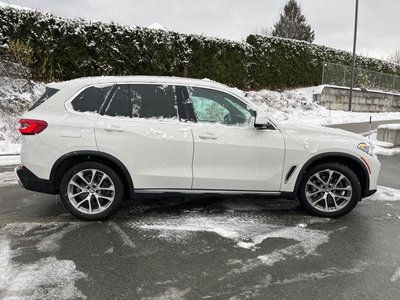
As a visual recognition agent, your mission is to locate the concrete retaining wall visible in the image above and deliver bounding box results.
[314,86,400,112]
[377,124,400,147]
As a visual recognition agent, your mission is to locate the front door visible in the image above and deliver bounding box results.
[188,86,285,191]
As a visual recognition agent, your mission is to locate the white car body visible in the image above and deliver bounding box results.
[16,76,380,219]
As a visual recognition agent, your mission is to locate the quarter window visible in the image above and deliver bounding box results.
[71,85,112,113]
[104,84,178,119]
[189,87,254,126]
[29,87,59,111]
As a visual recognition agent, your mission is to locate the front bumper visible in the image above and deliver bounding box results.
[15,165,56,195]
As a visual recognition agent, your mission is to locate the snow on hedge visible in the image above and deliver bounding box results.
[0,1,399,90]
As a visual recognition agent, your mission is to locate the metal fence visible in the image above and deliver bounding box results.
[322,62,400,93]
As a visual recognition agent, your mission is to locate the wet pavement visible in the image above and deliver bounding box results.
[1,121,400,299]
[0,154,400,299]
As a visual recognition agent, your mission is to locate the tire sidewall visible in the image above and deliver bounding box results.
[299,163,361,218]
[60,162,124,221]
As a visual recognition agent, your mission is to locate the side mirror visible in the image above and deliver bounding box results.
[254,114,273,130]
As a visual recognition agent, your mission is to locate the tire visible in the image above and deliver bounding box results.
[298,162,361,218]
[59,162,124,221]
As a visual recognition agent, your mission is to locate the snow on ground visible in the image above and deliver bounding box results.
[246,85,400,126]
[274,261,369,285]
[391,267,400,282]
[0,155,20,167]
[366,186,400,202]
[0,222,87,299]
[366,131,400,156]
[136,213,331,257]
[0,171,18,185]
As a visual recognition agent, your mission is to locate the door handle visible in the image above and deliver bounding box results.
[199,132,217,140]
[104,124,124,132]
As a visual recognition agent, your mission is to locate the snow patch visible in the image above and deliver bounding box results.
[275,261,369,285]
[149,287,191,300]
[378,124,400,130]
[0,223,87,299]
[136,214,331,269]
[36,223,82,252]
[0,155,20,166]
[108,221,136,248]
[366,186,400,202]
[0,171,17,185]
[390,267,400,282]
[369,131,400,156]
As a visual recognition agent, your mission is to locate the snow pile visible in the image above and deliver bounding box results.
[368,131,400,156]
[246,86,400,126]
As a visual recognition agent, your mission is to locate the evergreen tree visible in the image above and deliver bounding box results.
[272,0,315,43]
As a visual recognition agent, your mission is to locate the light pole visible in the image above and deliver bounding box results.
[349,0,359,111]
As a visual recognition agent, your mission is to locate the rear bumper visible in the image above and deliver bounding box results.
[15,165,56,195]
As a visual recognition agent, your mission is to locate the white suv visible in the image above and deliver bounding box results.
[16,76,380,220]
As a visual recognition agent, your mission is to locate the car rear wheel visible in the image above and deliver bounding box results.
[60,162,123,220]
[298,163,361,218]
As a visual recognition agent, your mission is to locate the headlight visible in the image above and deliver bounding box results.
[358,142,374,156]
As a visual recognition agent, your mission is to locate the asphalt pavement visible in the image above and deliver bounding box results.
[0,121,399,299]
[328,119,400,134]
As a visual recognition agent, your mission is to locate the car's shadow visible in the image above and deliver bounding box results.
[114,194,305,220]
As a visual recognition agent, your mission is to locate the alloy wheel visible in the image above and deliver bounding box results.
[305,169,353,212]
[67,169,115,214]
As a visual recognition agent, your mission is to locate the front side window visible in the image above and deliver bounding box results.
[71,85,112,113]
[189,87,254,126]
[104,84,178,119]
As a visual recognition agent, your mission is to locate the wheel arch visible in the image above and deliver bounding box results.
[50,151,134,199]
[293,152,370,198]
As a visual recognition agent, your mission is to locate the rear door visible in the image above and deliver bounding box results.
[95,84,193,190]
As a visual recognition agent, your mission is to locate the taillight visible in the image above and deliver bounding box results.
[18,119,48,135]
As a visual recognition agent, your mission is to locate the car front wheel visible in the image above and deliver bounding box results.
[60,162,123,221]
[298,163,361,218]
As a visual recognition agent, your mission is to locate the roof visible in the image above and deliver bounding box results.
[47,75,242,97]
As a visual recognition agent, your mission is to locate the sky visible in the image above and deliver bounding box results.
[5,0,400,60]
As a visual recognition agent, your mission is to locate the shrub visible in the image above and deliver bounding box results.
[0,5,399,90]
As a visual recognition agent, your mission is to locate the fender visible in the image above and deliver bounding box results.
[292,152,370,196]
[50,150,135,198]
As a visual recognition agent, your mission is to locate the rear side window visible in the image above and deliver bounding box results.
[104,84,178,119]
[71,86,112,113]
[29,87,59,111]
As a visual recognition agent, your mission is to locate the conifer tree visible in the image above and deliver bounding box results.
[272,0,315,42]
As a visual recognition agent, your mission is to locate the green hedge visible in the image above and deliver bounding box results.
[0,5,398,90]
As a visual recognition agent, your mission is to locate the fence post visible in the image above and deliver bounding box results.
[393,75,396,91]
[322,62,326,85]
